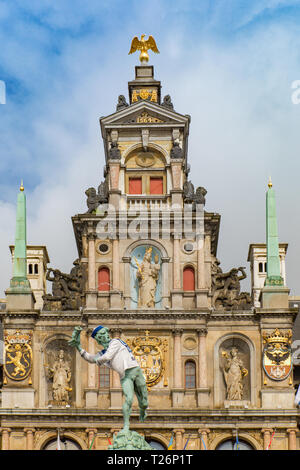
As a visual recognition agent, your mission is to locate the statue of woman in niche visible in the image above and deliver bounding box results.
[135,247,160,308]
[222,347,248,400]
[48,349,72,404]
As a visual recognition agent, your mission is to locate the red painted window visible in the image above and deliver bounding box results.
[150,177,163,194]
[183,266,195,291]
[98,267,110,291]
[129,177,142,194]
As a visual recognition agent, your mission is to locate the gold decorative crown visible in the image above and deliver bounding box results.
[263,328,292,345]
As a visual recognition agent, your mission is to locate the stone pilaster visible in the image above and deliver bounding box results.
[171,236,183,309]
[110,238,122,308]
[198,428,210,450]
[287,428,297,450]
[172,329,184,407]
[0,428,11,450]
[86,231,97,310]
[86,428,98,450]
[24,428,35,450]
[261,428,273,450]
[196,328,210,407]
[85,330,98,408]
[174,429,185,450]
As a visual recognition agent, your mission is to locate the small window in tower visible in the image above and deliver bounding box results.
[129,177,142,194]
[34,264,38,274]
[259,262,263,273]
[264,262,267,272]
[28,264,33,274]
[185,360,196,389]
[183,266,195,291]
[150,177,163,195]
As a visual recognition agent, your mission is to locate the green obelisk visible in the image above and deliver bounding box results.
[260,178,289,308]
[6,182,34,309]
[265,177,283,286]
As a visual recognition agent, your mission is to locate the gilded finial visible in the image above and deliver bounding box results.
[128,34,159,63]
[268,176,272,188]
[20,180,24,191]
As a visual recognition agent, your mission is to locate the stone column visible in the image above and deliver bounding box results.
[196,329,210,407]
[172,236,183,309]
[175,429,185,450]
[287,429,297,450]
[110,328,123,409]
[110,239,121,308]
[198,428,210,450]
[86,231,97,310]
[86,428,97,450]
[262,428,273,450]
[85,330,98,408]
[196,229,209,307]
[172,329,184,407]
[24,428,35,450]
[0,428,11,450]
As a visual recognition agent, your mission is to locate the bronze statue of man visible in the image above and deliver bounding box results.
[69,326,148,431]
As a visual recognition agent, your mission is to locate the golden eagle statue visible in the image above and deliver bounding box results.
[129,34,159,63]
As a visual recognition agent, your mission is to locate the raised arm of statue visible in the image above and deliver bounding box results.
[238,267,247,281]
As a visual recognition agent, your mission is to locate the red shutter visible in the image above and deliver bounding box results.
[183,267,195,291]
[150,177,163,194]
[129,178,142,194]
[98,267,110,291]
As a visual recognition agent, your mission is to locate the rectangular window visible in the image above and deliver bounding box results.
[150,177,163,194]
[129,177,142,194]
[99,364,110,388]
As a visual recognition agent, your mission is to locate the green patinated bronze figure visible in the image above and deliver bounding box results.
[69,325,152,450]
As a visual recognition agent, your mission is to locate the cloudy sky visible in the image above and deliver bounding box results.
[0,0,300,298]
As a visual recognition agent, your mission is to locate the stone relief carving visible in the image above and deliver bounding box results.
[170,141,183,159]
[42,259,87,311]
[221,347,248,400]
[108,141,121,160]
[211,259,252,310]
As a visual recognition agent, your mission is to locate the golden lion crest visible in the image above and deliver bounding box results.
[4,330,32,382]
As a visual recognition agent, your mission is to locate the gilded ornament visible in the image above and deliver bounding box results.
[136,112,163,123]
[128,34,159,63]
[126,330,168,389]
[4,330,32,381]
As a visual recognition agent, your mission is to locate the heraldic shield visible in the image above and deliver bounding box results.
[4,330,32,381]
[127,330,168,389]
[262,328,292,381]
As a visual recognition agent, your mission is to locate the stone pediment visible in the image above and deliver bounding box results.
[100,101,190,134]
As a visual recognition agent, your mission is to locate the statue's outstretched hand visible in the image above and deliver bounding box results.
[69,326,83,351]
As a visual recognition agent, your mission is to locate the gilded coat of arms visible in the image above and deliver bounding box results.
[127,330,168,389]
[4,330,32,381]
[262,328,292,381]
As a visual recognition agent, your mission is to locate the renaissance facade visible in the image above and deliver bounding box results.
[0,54,299,451]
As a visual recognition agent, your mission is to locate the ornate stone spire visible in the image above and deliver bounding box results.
[265,178,283,286]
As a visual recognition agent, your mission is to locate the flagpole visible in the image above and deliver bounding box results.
[266,429,275,450]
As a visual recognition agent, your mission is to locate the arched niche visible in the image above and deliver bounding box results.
[36,430,87,450]
[124,145,167,168]
[214,333,256,408]
[42,335,76,407]
[123,239,170,309]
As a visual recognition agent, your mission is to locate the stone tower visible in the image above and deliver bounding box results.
[0,48,298,451]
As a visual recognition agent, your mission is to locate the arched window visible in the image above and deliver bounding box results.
[146,439,166,450]
[216,439,254,450]
[98,267,110,291]
[34,263,38,274]
[183,266,195,291]
[28,264,33,274]
[185,360,196,389]
[258,262,263,273]
[99,364,110,388]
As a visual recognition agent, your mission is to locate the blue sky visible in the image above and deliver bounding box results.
[1,0,300,297]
